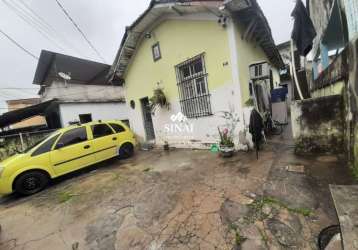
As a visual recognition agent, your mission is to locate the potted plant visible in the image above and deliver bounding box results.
[218,127,235,157]
[149,87,170,113]
[217,110,240,158]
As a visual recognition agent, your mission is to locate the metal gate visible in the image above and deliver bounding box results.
[140,97,155,141]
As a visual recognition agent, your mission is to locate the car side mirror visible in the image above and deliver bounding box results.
[56,142,65,149]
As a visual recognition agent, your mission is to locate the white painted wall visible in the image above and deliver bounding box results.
[127,82,253,150]
[58,102,129,127]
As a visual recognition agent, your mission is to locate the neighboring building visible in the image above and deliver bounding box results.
[276,41,313,100]
[297,0,358,172]
[276,41,294,102]
[6,98,47,129]
[109,0,284,148]
[307,0,358,79]
[33,50,129,128]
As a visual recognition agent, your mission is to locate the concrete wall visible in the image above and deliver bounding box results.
[291,95,344,154]
[311,80,345,98]
[346,39,358,177]
[41,81,125,102]
[58,102,129,127]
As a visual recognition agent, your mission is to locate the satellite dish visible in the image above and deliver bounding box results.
[58,72,71,80]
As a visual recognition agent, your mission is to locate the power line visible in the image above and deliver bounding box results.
[13,0,54,35]
[54,0,106,63]
[17,0,88,58]
[0,28,38,60]
[2,0,67,52]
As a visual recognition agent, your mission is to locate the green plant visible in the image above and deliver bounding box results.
[228,223,246,247]
[217,110,240,147]
[245,196,313,222]
[149,87,170,113]
[218,127,234,147]
[262,197,313,216]
[58,191,77,203]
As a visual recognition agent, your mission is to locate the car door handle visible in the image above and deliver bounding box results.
[84,145,91,149]
[112,137,117,141]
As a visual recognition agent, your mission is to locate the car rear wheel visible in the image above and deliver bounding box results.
[14,171,50,196]
[118,143,134,159]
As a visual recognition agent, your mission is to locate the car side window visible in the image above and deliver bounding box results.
[31,134,60,157]
[91,124,114,139]
[55,127,87,149]
[109,123,126,133]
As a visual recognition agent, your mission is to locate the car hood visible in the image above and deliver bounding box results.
[1,153,27,167]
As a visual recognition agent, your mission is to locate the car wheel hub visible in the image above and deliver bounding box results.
[24,177,39,190]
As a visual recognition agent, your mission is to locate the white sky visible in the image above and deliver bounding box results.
[0,0,295,113]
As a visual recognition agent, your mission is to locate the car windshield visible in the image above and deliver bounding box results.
[22,132,58,154]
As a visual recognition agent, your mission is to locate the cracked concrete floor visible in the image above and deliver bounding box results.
[0,136,355,249]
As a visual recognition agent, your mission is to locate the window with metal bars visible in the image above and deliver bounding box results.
[175,53,212,118]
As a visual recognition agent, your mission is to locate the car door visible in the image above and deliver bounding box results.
[50,126,95,176]
[108,122,128,146]
[90,123,117,161]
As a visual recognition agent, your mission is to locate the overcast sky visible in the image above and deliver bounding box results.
[0,0,295,112]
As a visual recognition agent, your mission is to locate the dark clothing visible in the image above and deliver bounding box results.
[249,109,264,147]
[291,0,317,56]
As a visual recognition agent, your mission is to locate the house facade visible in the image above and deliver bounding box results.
[110,0,284,148]
[33,50,129,128]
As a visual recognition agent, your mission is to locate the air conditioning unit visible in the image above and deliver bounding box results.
[249,62,270,80]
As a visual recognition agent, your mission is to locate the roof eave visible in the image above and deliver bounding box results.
[224,0,285,69]
[109,1,224,80]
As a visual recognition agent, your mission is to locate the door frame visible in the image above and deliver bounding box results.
[140,97,156,141]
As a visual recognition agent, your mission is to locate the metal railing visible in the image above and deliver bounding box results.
[311,49,348,91]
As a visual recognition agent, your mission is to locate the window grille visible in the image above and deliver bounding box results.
[175,53,212,118]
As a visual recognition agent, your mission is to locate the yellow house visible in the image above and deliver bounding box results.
[110,0,284,148]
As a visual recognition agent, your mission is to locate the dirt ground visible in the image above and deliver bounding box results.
[0,131,355,250]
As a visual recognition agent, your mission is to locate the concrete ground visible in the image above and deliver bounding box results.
[0,130,355,250]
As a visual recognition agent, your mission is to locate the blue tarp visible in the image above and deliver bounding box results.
[271,88,288,103]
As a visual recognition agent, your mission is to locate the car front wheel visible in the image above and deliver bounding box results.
[14,171,50,196]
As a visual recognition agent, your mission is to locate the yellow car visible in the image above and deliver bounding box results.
[0,120,136,196]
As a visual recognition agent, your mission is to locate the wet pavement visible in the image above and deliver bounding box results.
[0,127,355,250]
